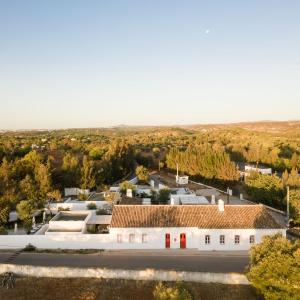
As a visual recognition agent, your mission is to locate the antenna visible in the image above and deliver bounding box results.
[286,185,290,227]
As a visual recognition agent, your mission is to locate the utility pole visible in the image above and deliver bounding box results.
[286,185,290,227]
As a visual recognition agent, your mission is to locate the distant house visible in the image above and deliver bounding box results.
[244,165,272,175]
[109,202,285,250]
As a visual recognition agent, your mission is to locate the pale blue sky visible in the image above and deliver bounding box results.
[0,0,299,129]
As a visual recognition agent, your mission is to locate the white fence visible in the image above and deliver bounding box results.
[0,264,249,284]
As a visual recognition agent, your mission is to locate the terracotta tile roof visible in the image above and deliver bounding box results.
[110,205,284,229]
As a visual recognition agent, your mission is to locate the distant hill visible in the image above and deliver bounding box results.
[182,121,300,136]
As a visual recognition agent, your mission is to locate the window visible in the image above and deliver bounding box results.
[250,235,255,244]
[129,234,135,243]
[220,235,225,245]
[205,235,210,245]
[234,235,240,244]
[117,234,122,243]
[142,234,147,243]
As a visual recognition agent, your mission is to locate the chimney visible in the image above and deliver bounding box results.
[218,199,224,212]
[211,195,216,205]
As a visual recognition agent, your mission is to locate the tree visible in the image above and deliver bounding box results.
[62,153,80,187]
[245,173,284,208]
[247,234,300,300]
[153,282,193,300]
[289,188,300,224]
[35,163,51,199]
[81,156,96,189]
[119,181,136,195]
[16,200,35,230]
[136,165,150,182]
[158,188,170,204]
[19,175,38,200]
[287,168,300,188]
[47,189,62,201]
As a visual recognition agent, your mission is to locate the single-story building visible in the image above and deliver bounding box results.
[109,203,285,251]
[170,194,209,205]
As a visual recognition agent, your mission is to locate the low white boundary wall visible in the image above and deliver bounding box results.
[0,264,249,285]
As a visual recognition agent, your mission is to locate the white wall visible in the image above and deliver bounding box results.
[48,201,109,213]
[0,228,285,250]
[0,264,249,284]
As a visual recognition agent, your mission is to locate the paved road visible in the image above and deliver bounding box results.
[0,250,249,273]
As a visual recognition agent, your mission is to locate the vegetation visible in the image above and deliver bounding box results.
[87,203,97,210]
[136,165,150,182]
[0,277,260,300]
[245,172,284,208]
[247,234,300,300]
[166,146,240,182]
[119,181,136,195]
[158,189,171,204]
[153,282,193,300]
[1,122,300,223]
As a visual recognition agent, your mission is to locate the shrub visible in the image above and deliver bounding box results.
[96,208,110,215]
[153,282,193,300]
[0,226,7,235]
[87,203,97,210]
[247,234,300,300]
[23,243,37,252]
[158,188,170,204]
[58,207,70,212]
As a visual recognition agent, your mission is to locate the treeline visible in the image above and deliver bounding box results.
[245,169,300,223]
[166,145,240,182]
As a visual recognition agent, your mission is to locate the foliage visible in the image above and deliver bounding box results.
[247,234,300,300]
[245,172,284,208]
[0,226,7,235]
[289,188,300,224]
[81,156,96,190]
[86,203,97,210]
[153,282,193,300]
[136,165,150,182]
[158,188,170,204]
[96,208,110,215]
[119,181,136,194]
[166,146,240,182]
[16,200,35,230]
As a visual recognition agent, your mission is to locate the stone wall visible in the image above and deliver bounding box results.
[0,263,249,285]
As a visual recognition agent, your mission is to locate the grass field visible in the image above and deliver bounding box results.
[0,277,262,300]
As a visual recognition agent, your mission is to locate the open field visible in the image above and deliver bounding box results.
[0,277,261,300]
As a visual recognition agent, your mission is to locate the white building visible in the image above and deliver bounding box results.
[109,203,285,251]
[176,175,189,185]
[244,165,272,175]
[170,194,209,205]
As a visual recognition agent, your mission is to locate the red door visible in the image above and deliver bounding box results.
[165,233,170,248]
[180,233,186,249]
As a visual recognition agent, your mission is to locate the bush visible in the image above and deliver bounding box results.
[96,208,110,215]
[58,207,70,212]
[0,226,7,235]
[158,188,170,204]
[87,203,97,210]
[119,181,136,195]
[23,243,37,252]
[247,234,300,300]
[153,282,193,300]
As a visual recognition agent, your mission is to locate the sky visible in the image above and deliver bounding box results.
[0,0,299,129]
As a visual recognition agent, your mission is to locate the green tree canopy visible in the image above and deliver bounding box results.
[136,165,150,182]
[247,234,300,300]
